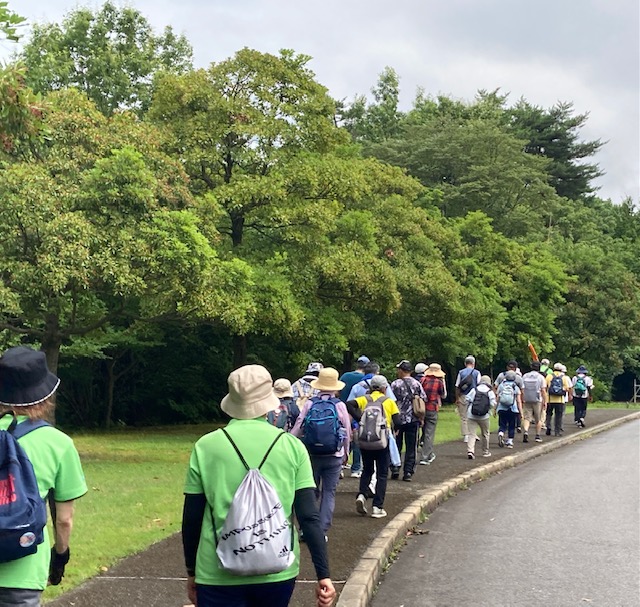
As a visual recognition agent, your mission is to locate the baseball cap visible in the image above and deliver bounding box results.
[396,360,412,372]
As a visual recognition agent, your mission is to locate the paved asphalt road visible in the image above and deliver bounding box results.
[372,420,640,607]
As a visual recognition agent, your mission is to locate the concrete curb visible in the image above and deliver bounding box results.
[335,410,640,607]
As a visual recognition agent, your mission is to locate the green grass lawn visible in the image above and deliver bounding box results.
[43,425,219,600]
[43,402,638,600]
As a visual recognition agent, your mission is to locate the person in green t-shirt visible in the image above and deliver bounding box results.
[182,364,336,607]
[0,347,87,606]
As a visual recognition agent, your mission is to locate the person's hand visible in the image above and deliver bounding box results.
[316,578,336,607]
[187,575,197,606]
[48,547,70,586]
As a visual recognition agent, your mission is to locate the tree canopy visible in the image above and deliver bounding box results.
[1,3,637,425]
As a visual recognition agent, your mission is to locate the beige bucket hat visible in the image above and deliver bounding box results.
[221,365,280,419]
[273,378,294,398]
[310,367,345,392]
[425,363,446,378]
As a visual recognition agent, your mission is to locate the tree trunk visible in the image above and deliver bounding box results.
[41,313,62,375]
[105,359,115,429]
[232,334,247,369]
[342,350,353,374]
[40,313,62,424]
[230,212,244,247]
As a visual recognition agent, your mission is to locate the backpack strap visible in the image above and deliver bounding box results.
[12,419,51,440]
[221,428,286,471]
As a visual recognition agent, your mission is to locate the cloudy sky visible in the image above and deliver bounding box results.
[3,0,639,202]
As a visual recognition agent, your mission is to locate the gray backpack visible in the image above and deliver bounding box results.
[523,375,541,403]
[214,429,294,576]
[357,395,388,450]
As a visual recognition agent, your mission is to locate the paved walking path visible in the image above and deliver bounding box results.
[371,420,640,607]
[46,408,637,607]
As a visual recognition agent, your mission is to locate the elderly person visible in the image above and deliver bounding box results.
[182,365,335,607]
[496,370,523,448]
[291,368,350,538]
[0,346,87,606]
[346,375,401,519]
[419,363,447,466]
[465,375,497,458]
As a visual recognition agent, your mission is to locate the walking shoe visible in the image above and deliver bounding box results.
[545,428,552,436]
[402,474,412,482]
[506,442,514,449]
[371,507,387,519]
[535,435,543,443]
[498,432,505,448]
[350,470,362,478]
[391,472,400,480]
[523,433,529,443]
[516,426,522,433]
[482,451,492,457]
[579,418,586,428]
[467,451,475,459]
[356,494,367,516]
[419,459,429,465]
[339,470,344,479]
[427,453,436,464]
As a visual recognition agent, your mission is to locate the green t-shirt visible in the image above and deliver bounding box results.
[184,418,315,586]
[0,416,87,590]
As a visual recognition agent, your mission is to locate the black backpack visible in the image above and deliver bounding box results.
[470,390,491,417]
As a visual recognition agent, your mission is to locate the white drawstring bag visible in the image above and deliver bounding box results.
[215,429,294,576]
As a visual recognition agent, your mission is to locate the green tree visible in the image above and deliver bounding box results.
[0,1,25,41]
[149,49,425,366]
[508,100,603,200]
[341,66,402,142]
[19,1,193,115]
[0,90,233,374]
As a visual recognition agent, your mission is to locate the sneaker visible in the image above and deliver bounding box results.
[371,507,387,519]
[535,435,543,443]
[467,451,475,459]
[555,432,561,437]
[506,442,514,449]
[523,433,529,443]
[516,426,522,433]
[462,435,469,442]
[339,470,344,479]
[350,470,362,478]
[391,472,400,480]
[498,432,505,448]
[419,459,429,465]
[482,451,492,457]
[427,453,436,464]
[356,494,367,516]
[402,474,412,482]
[545,428,552,436]
[579,418,586,428]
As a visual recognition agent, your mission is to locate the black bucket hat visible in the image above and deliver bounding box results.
[0,346,60,407]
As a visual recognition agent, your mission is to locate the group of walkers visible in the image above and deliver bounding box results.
[0,344,595,607]
[182,354,594,606]
[456,355,594,459]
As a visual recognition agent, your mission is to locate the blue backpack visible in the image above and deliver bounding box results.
[0,413,49,563]
[302,397,344,455]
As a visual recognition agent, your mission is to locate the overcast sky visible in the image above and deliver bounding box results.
[3,0,639,203]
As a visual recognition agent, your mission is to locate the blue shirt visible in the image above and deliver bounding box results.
[347,374,396,402]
